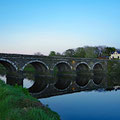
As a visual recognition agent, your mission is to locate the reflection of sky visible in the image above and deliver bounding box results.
[41,91,120,120]
[0,75,6,83]
[0,0,120,55]
[23,78,34,88]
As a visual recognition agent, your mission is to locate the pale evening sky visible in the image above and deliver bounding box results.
[0,0,120,55]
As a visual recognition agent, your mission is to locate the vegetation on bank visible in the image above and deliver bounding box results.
[107,60,120,76]
[107,60,120,86]
[0,80,60,120]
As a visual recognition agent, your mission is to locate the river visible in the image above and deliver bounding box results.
[40,90,120,120]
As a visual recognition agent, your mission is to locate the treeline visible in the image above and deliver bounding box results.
[34,46,118,58]
[48,46,117,58]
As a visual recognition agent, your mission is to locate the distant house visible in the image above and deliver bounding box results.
[109,51,120,59]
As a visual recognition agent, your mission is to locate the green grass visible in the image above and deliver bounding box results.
[0,80,60,120]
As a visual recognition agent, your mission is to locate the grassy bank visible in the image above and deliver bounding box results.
[0,80,60,120]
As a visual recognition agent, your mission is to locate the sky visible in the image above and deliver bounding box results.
[0,0,120,55]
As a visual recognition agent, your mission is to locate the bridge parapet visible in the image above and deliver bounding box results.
[0,53,108,71]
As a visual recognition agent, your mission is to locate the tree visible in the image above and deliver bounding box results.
[96,46,106,57]
[49,51,56,56]
[63,49,75,57]
[34,52,43,56]
[74,47,86,58]
[84,46,98,58]
[103,47,116,56]
[56,52,61,56]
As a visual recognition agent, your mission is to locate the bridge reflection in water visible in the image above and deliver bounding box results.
[1,70,120,99]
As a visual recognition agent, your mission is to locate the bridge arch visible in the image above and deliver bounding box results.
[53,61,72,90]
[92,62,104,85]
[75,62,90,71]
[0,59,18,85]
[92,62,103,70]
[21,60,49,71]
[76,62,90,87]
[0,58,17,71]
[53,61,72,70]
[21,60,49,93]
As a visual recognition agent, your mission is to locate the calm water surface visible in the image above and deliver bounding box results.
[40,90,120,120]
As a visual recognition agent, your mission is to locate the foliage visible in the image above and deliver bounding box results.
[74,47,86,57]
[63,49,75,57]
[62,46,117,58]
[0,80,60,120]
[103,47,116,56]
[84,46,98,58]
[49,51,56,56]
[49,51,61,56]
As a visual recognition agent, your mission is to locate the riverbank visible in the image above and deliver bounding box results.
[0,80,60,120]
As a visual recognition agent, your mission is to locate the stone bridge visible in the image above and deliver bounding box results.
[0,53,109,98]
